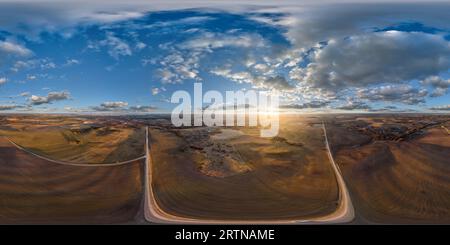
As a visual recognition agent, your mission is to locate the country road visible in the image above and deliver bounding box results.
[143,125,355,224]
[4,125,355,224]
[4,137,146,167]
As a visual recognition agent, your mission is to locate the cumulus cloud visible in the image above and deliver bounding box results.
[178,32,265,51]
[30,91,71,105]
[151,87,166,95]
[421,76,450,97]
[0,104,22,111]
[11,59,56,72]
[0,3,149,39]
[299,31,450,91]
[87,11,144,23]
[135,42,147,50]
[146,16,214,29]
[92,32,132,59]
[91,101,128,111]
[280,100,330,109]
[336,100,371,110]
[156,31,267,84]
[157,51,201,83]
[128,105,157,112]
[64,59,80,66]
[91,101,157,112]
[0,40,33,56]
[429,105,450,111]
[2,2,450,111]
[0,77,7,85]
[211,68,293,91]
[358,84,428,105]
[281,3,450,49]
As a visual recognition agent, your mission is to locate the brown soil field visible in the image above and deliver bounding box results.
[328,115,450,224]
[0,116,145,164]
[149,115,339,220]
[0,137,144,224]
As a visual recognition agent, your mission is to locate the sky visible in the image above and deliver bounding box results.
[0,0,449,113]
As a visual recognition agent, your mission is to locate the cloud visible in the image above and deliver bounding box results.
[157,51,201,83]
[145,16,215,29]
[0,104,22,111]
[87,11,144,23]
[26,75,37,80]
[0,40,32,56]
[421,76,450,97]
[299,31,450,92]
[155,31,268,84]
[90,101,157,113]
[0,3,149,39]
[280,100,330,109]
[93,32,132,59]
[281,3,450,50]
[20,92,30,97]
[30,91,71,105]
[211,68,293,91]
[152,87,166,95]
[1,2,450,111]
[91,101,128,111]
[336,100,371,110]
[64,59,81,66]
[11,59,56,72]
[429,105,450,111]
[357,84,428,105]
[135,42,146,50]
[128,105,157,112]
[40,60,56,69]
[178,32,265,51]
[0,77,7,85]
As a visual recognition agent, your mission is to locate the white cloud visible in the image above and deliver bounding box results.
[64,59,80,66]
[298,31,450,92]
[336,100,371,110]
[152,87,165,95]
[90,101,157,113]
[358,84,428,105]
[86,11,144,23]
[0,40,32,56]
[429,105,450,111]
[157,50,202,83]
[145,16,214,29]
[30,91,71,105]
[128,105,157,112]
[0,77,7,85]
[136,42,147,50]
[11,59,56,72]
[0,104,22,111]
[421,76,450,97]
[280,101,330,109]
[211,68,293,91]
[91,101,128,111]
[179,32,265,51]
[279,3,450,50]
[101,101,128,108]
[95,32,132,59]
[27,75,37,80]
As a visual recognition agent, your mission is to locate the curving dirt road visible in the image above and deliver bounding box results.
[4,124,354,224]
[4,137,145,167]
[143,125,355,224]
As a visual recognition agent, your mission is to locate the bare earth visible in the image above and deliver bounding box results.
[148,115,340,221]
[0,137,144,224]
[327,114,450,224]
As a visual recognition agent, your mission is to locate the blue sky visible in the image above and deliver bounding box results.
[0,1,449,113]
